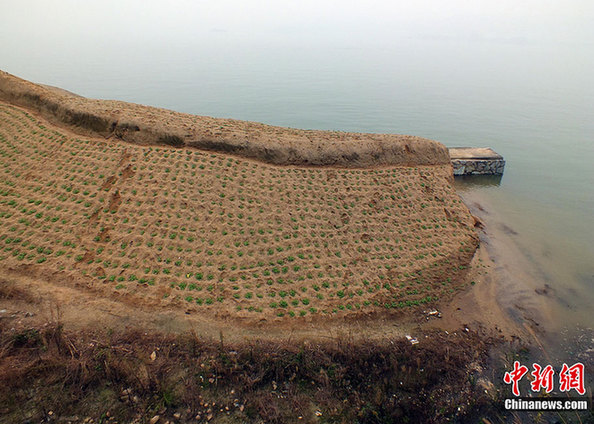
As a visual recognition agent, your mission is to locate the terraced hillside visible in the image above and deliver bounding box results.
[0,100,478,324]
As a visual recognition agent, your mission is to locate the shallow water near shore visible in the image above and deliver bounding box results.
[455,178,594,364]
[2,38,593,355]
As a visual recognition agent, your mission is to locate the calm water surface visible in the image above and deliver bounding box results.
[2,38,593,349]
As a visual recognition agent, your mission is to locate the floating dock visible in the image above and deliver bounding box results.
[449,147,505,176]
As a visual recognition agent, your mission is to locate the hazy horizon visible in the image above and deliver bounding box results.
[1,0,593,47]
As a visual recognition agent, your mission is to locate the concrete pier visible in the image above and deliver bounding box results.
[449,147,505,176]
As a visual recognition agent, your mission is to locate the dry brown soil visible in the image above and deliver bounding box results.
[0,98,480,330]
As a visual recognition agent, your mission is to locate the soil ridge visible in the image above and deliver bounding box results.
[0,70,449,168]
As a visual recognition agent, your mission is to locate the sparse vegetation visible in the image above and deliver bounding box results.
[0,319,498,424]
[0,102,477,322]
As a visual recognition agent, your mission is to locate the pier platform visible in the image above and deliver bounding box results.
[449,147,505,176]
